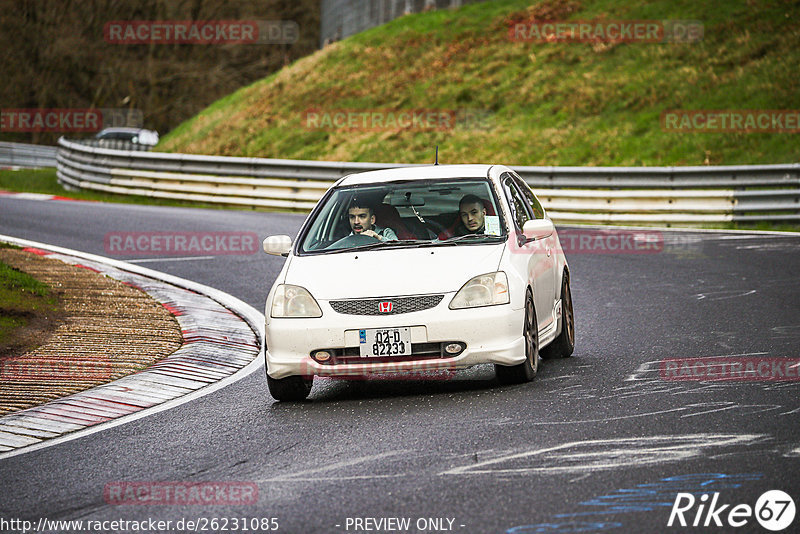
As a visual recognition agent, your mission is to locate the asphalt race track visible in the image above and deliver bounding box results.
[2,196,800,534]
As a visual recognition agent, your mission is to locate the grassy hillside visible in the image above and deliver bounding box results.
[160,0,799,166]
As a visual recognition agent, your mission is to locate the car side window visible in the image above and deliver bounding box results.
[512,174,545,219]
[502,175,532,231]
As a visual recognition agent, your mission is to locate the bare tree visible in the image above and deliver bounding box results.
[0,0,320,144]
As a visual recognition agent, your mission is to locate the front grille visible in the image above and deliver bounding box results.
[329,295,444,315]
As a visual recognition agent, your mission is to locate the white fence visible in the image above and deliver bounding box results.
[0,142,58,169]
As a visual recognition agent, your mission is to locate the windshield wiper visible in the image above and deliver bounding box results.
[334,239,434,253]
[368,239,435,248]
[441,233,504,243]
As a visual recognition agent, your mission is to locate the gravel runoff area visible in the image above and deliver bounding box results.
[0,246,183,415]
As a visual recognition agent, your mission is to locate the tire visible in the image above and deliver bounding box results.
[266,373,313,401]
[496,290,538,384]
[540,271,575,359]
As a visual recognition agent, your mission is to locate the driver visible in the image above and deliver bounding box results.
[347,201,398,242]
[454,194,487,236]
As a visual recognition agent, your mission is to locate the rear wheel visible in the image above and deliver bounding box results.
[541,272,574,359]
[266,373,313,401]
[496,290,538,384]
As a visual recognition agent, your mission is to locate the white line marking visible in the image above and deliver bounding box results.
[261,474,407,482]
[259,450,410,482]
[679,402,739,418]
[693,289,756,301]
[624,352,770,381]
[499,407,690,426]
[716,235,772,240]
[5,192,56,201]
[439,434,767,476]
[564,223,800,238]
[126,255,216,263]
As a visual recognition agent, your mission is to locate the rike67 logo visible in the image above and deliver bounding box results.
[668,490,796,531]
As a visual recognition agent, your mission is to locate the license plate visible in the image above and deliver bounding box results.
[359,328,411,358]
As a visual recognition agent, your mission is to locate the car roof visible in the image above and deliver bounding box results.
[97,127,154,134]
[98,127,137,133]
[337,164,499,186]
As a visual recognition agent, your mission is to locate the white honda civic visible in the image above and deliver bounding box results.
[262,164,574,401]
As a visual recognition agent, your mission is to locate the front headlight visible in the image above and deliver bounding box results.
[449,272,510,309]
[271,284,322,318]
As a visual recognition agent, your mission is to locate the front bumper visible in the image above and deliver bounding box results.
[265,295,525,379]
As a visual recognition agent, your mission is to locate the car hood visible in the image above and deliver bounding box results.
[284,244,506,300]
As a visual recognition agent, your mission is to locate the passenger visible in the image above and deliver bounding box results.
[347,201,398,242]
[454,194,487,236]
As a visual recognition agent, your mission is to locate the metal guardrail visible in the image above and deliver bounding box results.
[56,137,800,224]
[0,142,58,169]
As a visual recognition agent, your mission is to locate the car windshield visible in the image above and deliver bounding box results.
[298,178,506,254]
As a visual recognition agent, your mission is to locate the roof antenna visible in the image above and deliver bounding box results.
[434,145,439,165]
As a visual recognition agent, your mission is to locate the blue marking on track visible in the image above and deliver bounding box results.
[506,473,763,533]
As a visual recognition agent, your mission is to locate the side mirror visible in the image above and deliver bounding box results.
[263,235,292,256]
[522,219,554,241]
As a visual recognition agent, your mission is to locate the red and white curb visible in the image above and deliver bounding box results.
[0,235,264,460]
[0,190,84,202]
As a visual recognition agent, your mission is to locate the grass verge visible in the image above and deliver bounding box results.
[0,168,257,211]
[158,0,799,167]
[0,249,61,356]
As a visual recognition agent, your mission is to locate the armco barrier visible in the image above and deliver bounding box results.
[56,137,800,224]
[0,142,58,169]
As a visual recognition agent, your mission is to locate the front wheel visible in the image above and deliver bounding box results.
[496,290,538,384]
[541,271,575,359]
[267,373,313,401]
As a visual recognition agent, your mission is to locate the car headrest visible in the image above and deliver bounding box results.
[374,203,415,240]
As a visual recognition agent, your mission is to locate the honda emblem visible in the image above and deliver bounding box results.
[378,301,393,313]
